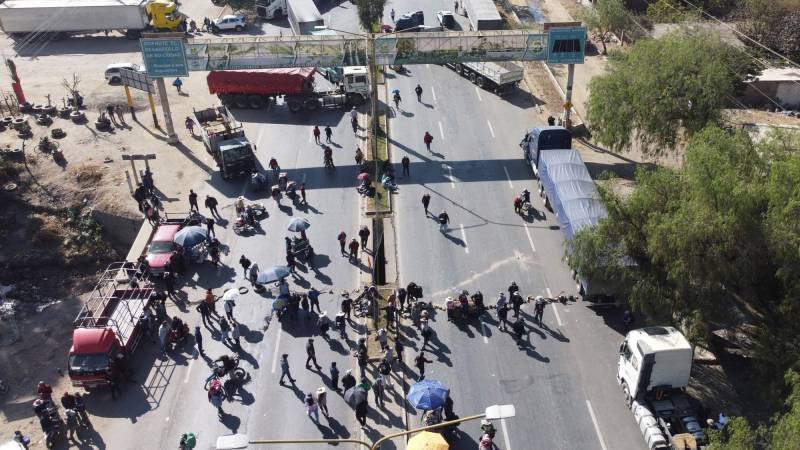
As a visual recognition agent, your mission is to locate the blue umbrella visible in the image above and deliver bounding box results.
[406,379,449,410]
[173,226,208,247]
[257,266,290,284]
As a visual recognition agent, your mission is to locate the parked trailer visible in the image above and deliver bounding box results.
[463,0,503,30]
[445,60,523,95]
[207,67,370,112]
[287,0,323,35]
[0,0,185,39]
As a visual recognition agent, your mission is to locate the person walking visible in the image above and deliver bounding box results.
[348,238,360,261]
[393,91,402,110]
[511,291,523,318]
[351,109,359,134]
[204,195,220,218]
[421,320,433,348]
[219,318,231,345]
[337,231,347,256]
[300,183,307,205]
[305,338,322,370]
[341,369,356,392]
[534,297,546,327]
[316,387,329,417]
[65,408,79,441]
[308,287,321,313]
[497,301,509,332]
[206,217,215,238]
[185,116,194,135]
[239,255,251,278]
[423,131,433,151]
[358,226,370,249]
[356,348,368,379]
[279,354,296,385]
[74,393,91,428]
[106,104,118,126]
[415,84,423,102]
[285,236,293,256]
[414,351,432,381]
[286,252,297,274]
[231,320,242,349]
[304,392,319,423]
[329,361,340,390]
[223,295,235,321]
[437,210,450,232]
[402,156,410,176]
[194,326,204,354]
[355,400,368,427]
[421,193,431,216]
[158,320,170,353]
[378,357,392,388]
[341,295,352,320]
[313,125,321,144]
[188,190,199,212]
[324,126,333,143]
[390,8,395,21]
[300,294,310,319]
[204,288,219,318]
[173,77,183,93]
[115,105,126,124]
[373,375,385,407]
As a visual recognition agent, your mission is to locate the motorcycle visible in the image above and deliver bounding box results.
[207,355,247,385]
[166,321,189,350]
[233,214,253,235]
[33,399,63,449]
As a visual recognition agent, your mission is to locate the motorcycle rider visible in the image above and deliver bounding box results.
[521,188,531,204]
[513,195,522,214]
[214,354,237,377]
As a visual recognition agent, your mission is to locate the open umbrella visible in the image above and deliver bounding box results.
[407,379,449,411]
[173,226,207,247]
[287,217,311,232]
[221,288,239,303]
[256,266,290,284]
[407,431,449,450]
[343,386,368,407]
[272,296,287,311]
[357,172,370,181]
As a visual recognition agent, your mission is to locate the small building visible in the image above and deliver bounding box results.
[741,68,800,110]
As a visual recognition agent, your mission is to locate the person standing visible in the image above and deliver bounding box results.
[373,375,385,407]
[358,226,370,249]
[305,392,319,423]
[134,184,147,211]
[313,125,321,144]
[204,195,220,218]
[188,190,199,212]
[115,105,126,125]
[421,193,431,216]
[414,351,432,381]
[308,287,321,313]
[423,131,433,151]
[223,295,235,321]
[351,109,359,134]
[185,116,194,135]
[337,231,347,256]
[341,369,356,392]
[158,320,170,353]
[305,338,321,370]
[497,298,509,332]
[534,297,546,327]
[511,291,523,318]
[348,238,360,261]
[286,252,297,274]
[402,156,410,176]
[206,217,215,238]
[415,84,423,102]
[173,77,183,93]
[194,326,204,354]
[378,357,392,389]
[390,8,395,21]
[65,408,79,441]
[329,362,340,391]
[316,387,329,417]
[355,400,368,427]
[231,320,242,349]
[438,210,450,232]
[219,318,231,346]
[74,393,91,428]
[239,255,251,278]
[357,348,368,379]
[324,126,332,143]
[300,183,307,205]
[341,295,352,320]
[204,289,219,318]
[106,104,118,126]
[279,354,296,385]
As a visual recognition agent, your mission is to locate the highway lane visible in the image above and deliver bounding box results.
[389,63,646,450]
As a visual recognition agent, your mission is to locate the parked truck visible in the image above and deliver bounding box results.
[192,106,256,180]
[445,60,523,95]
[463,0,504,30]
[618,326,708,449]
[287,0,324,35]
[0,0,186,40]
[68,262,153,389]
[207,67,370,112]
[520,125,618,302]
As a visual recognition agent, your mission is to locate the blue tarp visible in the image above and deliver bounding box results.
[538,149,607,242]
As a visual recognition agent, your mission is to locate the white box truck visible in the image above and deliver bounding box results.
[287,0,324,35]
[463,0,503,30]
[617,327,708,449]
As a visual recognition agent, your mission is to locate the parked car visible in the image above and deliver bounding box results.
[144,223,181,274]
[213,14,246,32]
[436,11,455,30]
[395,11,424,31]
[104,63,145,83]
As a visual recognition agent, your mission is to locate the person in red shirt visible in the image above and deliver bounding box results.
[423,132,433,151]
[348,238,360,261]
[338,231,347,256]
[37,381,52,400]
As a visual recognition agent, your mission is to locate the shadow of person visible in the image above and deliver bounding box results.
[324,415,351,438]
[219,411,241,432]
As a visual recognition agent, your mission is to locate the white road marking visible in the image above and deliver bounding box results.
[586,400,608,450]
[546,288,552,297]
[503,166,514,189]
[474,86,483,101]
[302,173,307,183]
[459,224,469,253]
[308,132,312,142]
[427,253,534,299]
[426,64,430,69]
[270,326,283,373]
[553,303,563,326]
[446,165,456,188]
[487,119,495,138]
[481,322,489,343]
[438,121,444,139]
[431,86,437,102]
[524,225,536,253]
[500,417,512,450]
[183,358,195,384]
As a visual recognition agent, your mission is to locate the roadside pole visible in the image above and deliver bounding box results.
[148,93,159,127]
[123,85,137,121]
[368,33,379,159]
[563,63,575,129]
[155,77,178,143]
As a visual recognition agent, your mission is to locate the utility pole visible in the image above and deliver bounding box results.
[563,63,575,129]
[367,33,379,160]
[155,78,177,143]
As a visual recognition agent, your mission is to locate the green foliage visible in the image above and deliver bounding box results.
[739,0,800,64]
[645,0,698,23]
[707,416,760,450]
[580,0,633,54]
[355,0,387,32]
[586,31,755,155]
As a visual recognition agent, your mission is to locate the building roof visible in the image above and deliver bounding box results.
[630,326,691,354]
[754,68,800,82]
[1,0,146,8]
[650,22,744,48]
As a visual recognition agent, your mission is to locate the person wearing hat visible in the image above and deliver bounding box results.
[316,387,329,417]
[341,369,356,392]
[481,419,497,438]
[335,311,347,339]
[304,392,319,423]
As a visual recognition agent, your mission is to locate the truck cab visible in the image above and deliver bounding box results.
[341,66,370,99]
[193,106,256,180]
[217,137,256,179]
[256,0,287,20]
[146,0,185,31]
[519,125,572,177]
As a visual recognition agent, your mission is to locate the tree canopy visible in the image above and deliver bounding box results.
[585,31,754,155]
[355,0,387,32]
[580,0,634,54]
[739,0,800,65]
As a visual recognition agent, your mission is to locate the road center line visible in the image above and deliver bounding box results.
[431,86,437,102]
[481,322,489,343]
[503,166,514,189]
[446,166,455,188]
[524,225,536,253]
[183,358,195,384]
[438,121,444,139]
[459,224,469,253]
[270,325,283,373]
[552,303,563,326]
[586,400,608,450]
[474,86,483,102]
[487,119,495,138]
[500,417,512,450]
[546,287,552,298]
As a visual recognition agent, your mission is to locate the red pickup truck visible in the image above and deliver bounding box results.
[68,261,153,389]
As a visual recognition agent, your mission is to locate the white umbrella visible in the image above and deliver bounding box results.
[221,288,239,303]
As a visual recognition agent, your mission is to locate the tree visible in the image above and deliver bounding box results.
[586,31,754,155]
[355,0,387,32]
[580,0,633,54]
[645,0,699,23]
[739,0,800,64]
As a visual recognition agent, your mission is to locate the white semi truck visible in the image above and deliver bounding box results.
[445,60,523,95]
[617,327,708,450]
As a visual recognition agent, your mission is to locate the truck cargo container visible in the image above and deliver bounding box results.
[445,60,523,95]
[463,0,503,30]
[287,0,324,35]
[192,106,256,180]
[0,0,186,39]
[207,67,370,112]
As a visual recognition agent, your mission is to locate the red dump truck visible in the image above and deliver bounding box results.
[68,261,153,389]
[206,66,370,112]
